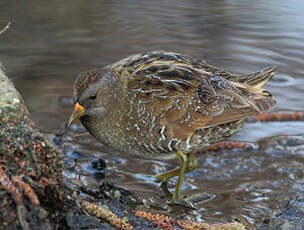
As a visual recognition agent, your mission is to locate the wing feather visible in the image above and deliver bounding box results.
[117,52,276,139]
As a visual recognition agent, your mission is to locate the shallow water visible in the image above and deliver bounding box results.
[1,0,304,227]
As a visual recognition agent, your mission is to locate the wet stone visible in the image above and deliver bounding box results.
[258,194,304,229]
[92,171,105,182]
[91,158,107,171]
[66,214,108,229]
[98,181,132,203]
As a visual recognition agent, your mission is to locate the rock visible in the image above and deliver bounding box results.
[0,64,75,229]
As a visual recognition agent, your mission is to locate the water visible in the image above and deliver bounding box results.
[1,0,304,227]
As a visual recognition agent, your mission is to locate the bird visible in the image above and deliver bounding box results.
[68,51,277,201]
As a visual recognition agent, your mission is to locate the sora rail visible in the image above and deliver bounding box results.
[68,51,277,201]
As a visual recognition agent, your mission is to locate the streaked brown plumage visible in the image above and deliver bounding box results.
[68,51,277,201]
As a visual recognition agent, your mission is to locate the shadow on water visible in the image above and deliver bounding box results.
[1,0,304,227]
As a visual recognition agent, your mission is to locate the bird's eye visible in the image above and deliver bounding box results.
[90,94,97,100]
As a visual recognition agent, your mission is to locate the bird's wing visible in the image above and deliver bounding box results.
[123,56,276,140]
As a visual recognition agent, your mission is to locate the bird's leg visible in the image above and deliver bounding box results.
[155,168,180,183]
[187,153,198,173]
[155,153,198,182]
[155,152,198,201]
[173,151,188,201]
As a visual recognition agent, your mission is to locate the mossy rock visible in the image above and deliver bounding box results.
[0,64,75,229]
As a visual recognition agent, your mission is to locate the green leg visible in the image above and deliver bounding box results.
[187,153,198,173]
[155,168,181,183]
[155,153,198,183]
[172,151,188,201]
[155,152,198,201]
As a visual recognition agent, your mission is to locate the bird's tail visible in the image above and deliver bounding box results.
[244,66,278,113]
[241,66,278,88]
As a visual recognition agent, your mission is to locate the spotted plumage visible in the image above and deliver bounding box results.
[69,51,277,201]
[71,51,276,158]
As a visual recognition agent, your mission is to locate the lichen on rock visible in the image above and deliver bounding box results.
[0,64,23,110]
[0,64,74,229]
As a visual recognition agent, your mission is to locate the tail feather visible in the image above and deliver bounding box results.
[240,66,278,114]
[241,66,278,88]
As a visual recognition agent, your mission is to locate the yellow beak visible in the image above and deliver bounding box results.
[68,102,85,127]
